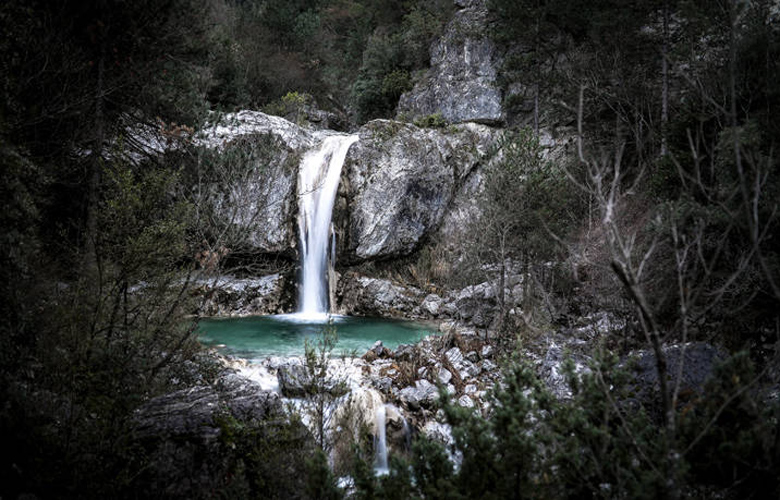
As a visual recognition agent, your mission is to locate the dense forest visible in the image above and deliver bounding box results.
[1,0,779,498]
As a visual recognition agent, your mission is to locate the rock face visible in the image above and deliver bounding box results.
[276,359,348,398]
[192,111,499,264]
[397,0,503,125]
[339,120,495,261]
[276,362,313,397]
[133,386,223,441]
[399,379,439,410]
[194,111,319,257]
[196,110,318,151]
[215,139,298,254]
[448,281,500,327]
[169,110,498,269]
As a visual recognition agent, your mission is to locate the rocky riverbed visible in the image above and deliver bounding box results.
[131,307,728,496]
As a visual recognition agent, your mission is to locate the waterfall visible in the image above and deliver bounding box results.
[297,134,359,318]
[374,404,389,475]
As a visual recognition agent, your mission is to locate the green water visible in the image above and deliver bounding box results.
[197,314,435,360]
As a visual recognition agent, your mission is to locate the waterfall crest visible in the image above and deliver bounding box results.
[297,134,359,319]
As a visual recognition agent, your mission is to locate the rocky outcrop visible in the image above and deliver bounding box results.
[399,379,440,410]
[135,108,502,270]
[338,120,496,261]
[336,271,525,328]
[436,166,484,251]
[359,328,502,423]
[213,137,298,254]
[131,367,311,498]
[196,113,318,256]
[397,0,503,125]
[194,112,499,263]
[133,370,284,441]
[275,359,350,398]
[446,281,503,327]
[338,272,425,317]
[196,110,319,151]
[136,109,500,269]
[194,273,293,316]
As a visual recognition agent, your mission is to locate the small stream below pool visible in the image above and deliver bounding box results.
[197,314,436,361]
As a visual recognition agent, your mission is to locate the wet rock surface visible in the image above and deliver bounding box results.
[276,359,348,397]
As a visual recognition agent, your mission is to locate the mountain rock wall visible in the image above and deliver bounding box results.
[195,112,497,264]
[396,0,504,125]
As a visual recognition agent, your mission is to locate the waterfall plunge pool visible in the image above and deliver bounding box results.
[197,314,436,361]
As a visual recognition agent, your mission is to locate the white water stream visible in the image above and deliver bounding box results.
[297,134,359,318]
[374,405,389,474]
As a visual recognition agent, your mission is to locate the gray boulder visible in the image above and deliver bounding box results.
[339,120,495,261]
[196,110,317,150]
[538,342,591,400]
[343,121,456,260]
[400,379,439,410]
[385,404,412,453]
[215,147,297,254]
[276,363,311,397]
[421,293,444,317]
[131,369,308,498]
[393,343,417,362]
[458,395,475,408]
[215,372,283,422]
[445,347,465,367]
[397,0,503,125]
[276,361,348,398]
[194,111,321,256]
[449,282,499,327]
[121,119,301,256]
[133,386,222,441]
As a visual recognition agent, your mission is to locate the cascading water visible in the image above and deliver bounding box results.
[374,404,389,475]
[373,403,410,475]
[297,134,359,318]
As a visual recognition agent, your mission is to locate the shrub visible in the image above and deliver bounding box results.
[413,113,448,128]
[263,91,313,124]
